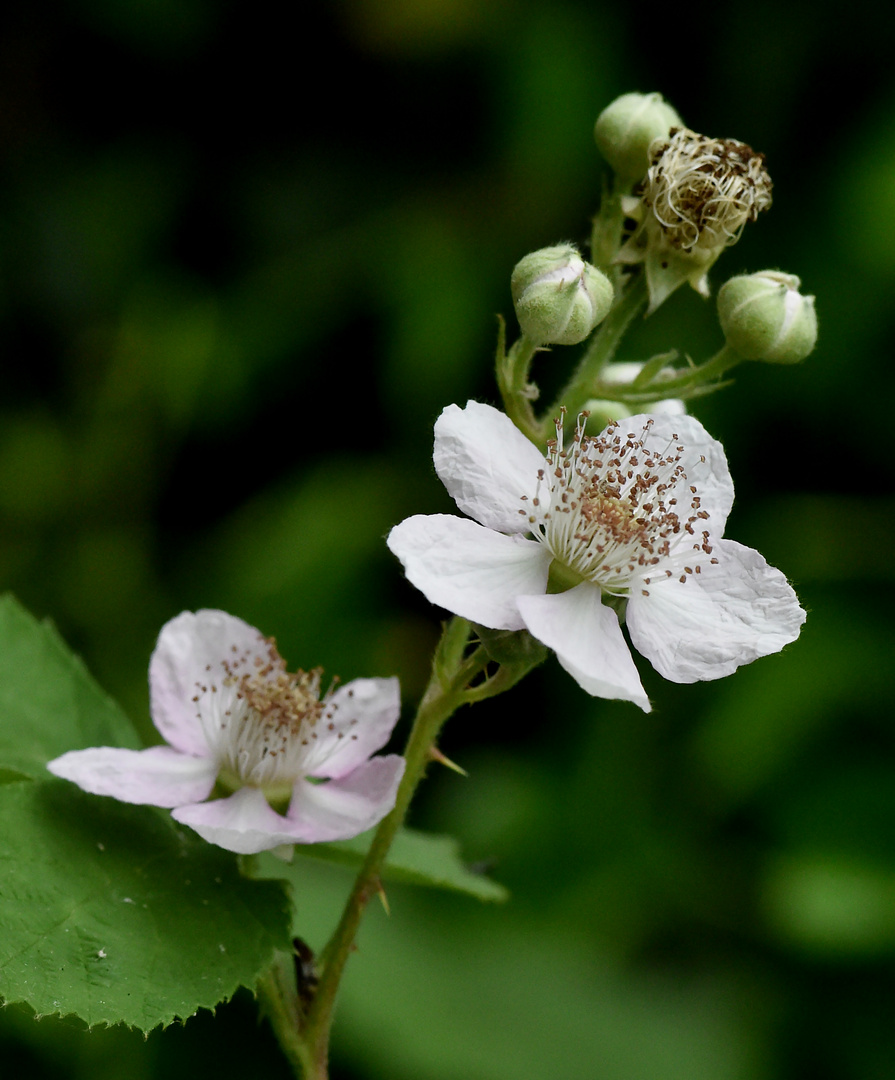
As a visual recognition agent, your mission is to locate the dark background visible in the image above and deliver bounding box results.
[2,1,894,1077]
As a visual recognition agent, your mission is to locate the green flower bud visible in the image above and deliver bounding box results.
[511,244,613,346]
[594,91,683,183]
[718,271,817,363]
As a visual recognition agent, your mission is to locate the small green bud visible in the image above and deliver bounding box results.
[511,244,613,346]
[594,91,682,183]
[718,271,817,363]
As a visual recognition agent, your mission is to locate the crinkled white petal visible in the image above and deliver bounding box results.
[47,745,218,808]
[172,786,303,854]
[301,676,401,779]
[516,584,650,711]
[434,401,546,533]
[150,609,271,757]
[387,514,550,630]
[626,538,806,683]
[623,412,734,532]
[288,755,406,843]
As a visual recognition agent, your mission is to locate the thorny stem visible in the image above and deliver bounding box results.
[267,616,505,1078]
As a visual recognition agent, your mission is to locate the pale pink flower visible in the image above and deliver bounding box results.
[387,401,805,712]
[48,610,404,854]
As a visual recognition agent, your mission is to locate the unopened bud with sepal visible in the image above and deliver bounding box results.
[511,244,613,346]
[718,271,817,364]
[594,91,682,184]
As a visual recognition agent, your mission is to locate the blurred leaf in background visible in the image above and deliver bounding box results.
[1,0,894,1077]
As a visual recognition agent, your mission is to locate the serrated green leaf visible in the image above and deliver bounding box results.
[0,595,141,779]
[282,826,508,903]
[0,780,292,1030]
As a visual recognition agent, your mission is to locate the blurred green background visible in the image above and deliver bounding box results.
[2,1,894,1077]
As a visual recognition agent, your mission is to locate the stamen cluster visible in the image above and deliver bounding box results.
[523,414,717,595]
[192,636,344,787]
[642,127,772,253]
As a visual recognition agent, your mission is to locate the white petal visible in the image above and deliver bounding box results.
[387,514,550,630]
[301,676,402,779]
[47,745,218,808]
[626,538,807,683]
[287,756,405,843]
[149,609,270,756]
[516,584,650,711]
[434,401,546,533]
[622,412,735,533]
[172,786,302,854]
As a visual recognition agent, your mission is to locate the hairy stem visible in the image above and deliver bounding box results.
[544,271,648,423]
[276,617,489,1078]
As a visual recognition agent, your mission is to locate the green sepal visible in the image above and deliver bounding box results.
[473,625,549,668]
[630,349,680,388]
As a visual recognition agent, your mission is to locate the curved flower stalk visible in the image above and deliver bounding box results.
[387,401,805,712]
[48,610,405,854]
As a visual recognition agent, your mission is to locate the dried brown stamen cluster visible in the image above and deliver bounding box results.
[642,127,772,253]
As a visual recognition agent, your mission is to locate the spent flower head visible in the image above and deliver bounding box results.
[387,402,805,711]
[619,127,773,312]
[48,610,405,854]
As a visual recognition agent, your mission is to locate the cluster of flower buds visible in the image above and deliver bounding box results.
[499,92,815,441]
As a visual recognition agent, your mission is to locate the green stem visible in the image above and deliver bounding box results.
[545,272,648,424]
[591,343,743,405]
[590,178,628,277]
[496,327,542,445]
[257,955,315,1079]
[291,617,490,1078]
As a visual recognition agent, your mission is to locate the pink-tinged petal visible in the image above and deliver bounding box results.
[172,786,301,854]
[626,538,807,683]
[47,745,218,808]
[517,584,650,711]
[387,514,550,630]
[172,756,405,853]
[287,756,406,843]
[302,677,401,779]
[149,609,270,756]
[623,412,734,533]
[434,401,546,533]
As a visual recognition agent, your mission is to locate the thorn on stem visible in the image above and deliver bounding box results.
[429,746,468,777]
